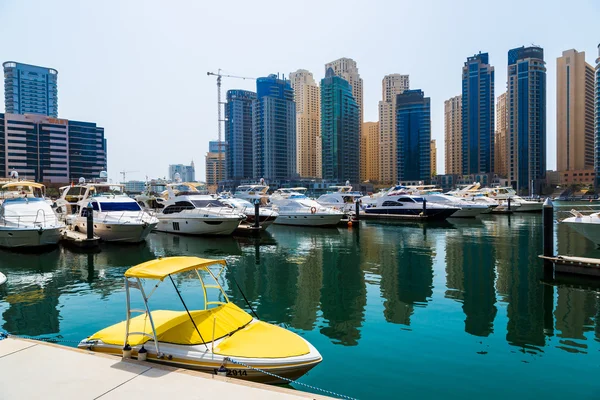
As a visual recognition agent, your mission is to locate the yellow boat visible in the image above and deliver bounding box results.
[78,257,322,384]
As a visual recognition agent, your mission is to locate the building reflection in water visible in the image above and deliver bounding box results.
[445,224,497,337]
[376,224,434,326]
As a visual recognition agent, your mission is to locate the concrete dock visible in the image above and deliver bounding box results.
[0,338,331,400]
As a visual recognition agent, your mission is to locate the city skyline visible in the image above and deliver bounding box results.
[0,1,598,182]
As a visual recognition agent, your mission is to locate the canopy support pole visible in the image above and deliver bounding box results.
[168,274,209,351]
[138,278,161,356]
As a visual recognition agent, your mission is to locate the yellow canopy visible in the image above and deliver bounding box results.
[2,181,45,190]
[125,256,226,280]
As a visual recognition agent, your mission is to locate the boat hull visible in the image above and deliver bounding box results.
[364,207,457,221]
[155,216,241,236]
[0,226,61,248]
[244,215,276,230]
[74,221,157,243]
[449,207,486,218]
[563,219,600,246]
[273,213,343,227]
[512,202,543,213]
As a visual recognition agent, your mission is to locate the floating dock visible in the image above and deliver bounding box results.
[539,255,600,277]
[0,338,331,400]
[60,228,101,250]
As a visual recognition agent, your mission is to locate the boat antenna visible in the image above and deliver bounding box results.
[230,274,260,320]
[168,275,209,350]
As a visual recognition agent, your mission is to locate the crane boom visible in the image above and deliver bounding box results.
[206,69,255,190]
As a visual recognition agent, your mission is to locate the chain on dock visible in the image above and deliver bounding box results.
[0,331,357,400]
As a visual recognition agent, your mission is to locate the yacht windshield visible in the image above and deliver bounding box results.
[99,202,141,212]
[191,200,226,208]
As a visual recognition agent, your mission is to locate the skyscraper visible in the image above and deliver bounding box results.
[430,139,437,177]
[444,95,462,174]
[320,68,360,183]
[507,46,547,194]
[595,44,600,188]
[462,52,495,175]
[3,61,58,117]
[325,58,363,131]
[252,74,296,181]
[289,70,321,178]
[379,74,410,184]
[361,121,379,182]
[225,89,256,182]
[495,92,508,177]
[556,49,595,171]
[169,162,196,182]
[396,90,431,182]
[205,140,225,191]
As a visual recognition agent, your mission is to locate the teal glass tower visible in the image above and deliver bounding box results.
[320,68,360,183]
[462,52,495,175]
[396,90,431,182]
[3,61,58,117]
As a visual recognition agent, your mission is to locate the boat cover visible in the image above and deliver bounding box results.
[89,302,252,346]
[125,256,226,280]
[214,321,310,358]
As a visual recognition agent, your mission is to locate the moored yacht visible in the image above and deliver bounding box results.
[561,210,600,246]
[55,182,158,243]
[416,193,491,218]
[155,183,244,235]
[270,188,343,227]
[317,185,363,212]
[233,184,271,206]
[218,196,278,231]
[0,182,64,248]
[363,193,459,220]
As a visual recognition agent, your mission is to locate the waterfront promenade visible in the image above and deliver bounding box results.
[0,338,330,399]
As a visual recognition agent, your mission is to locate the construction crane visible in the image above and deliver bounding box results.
[206,70,254,186]
[120,170,139,182]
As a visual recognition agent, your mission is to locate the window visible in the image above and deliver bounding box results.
[98,202,141,212]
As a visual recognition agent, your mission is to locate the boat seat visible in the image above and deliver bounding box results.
[89,302,252,346]
[214,321,310,358]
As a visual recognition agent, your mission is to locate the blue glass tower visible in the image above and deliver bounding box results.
[396,90,431,182]
[462,52,495,174]
[507,46,546,194]
[252,75,296,181]
[320,68,360,183]
[3,62,58,117]
[595,44,600,188]
[225,90,256,181]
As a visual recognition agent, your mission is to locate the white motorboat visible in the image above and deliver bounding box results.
[270,188,343,227]
[562,211,600,246]
[218,197,278,231]
[417,193,490,218]
[0,182,64,248]
[233,184,271,206]
[317,185,363,212]
[55,182,158,243]
[490,187,543,213]
[155,184,244,235]
[363,193,459,220]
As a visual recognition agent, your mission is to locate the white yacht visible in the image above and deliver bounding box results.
[55,183,158,243]
[562,210,600,246]
[363,193,459,220]
[0,182,64,248]
[218,196,278,231]
[317,185,363,212]
[270,188,343,227]
[233,183,271,206]
[488,187,543,213]
[155,183,244,235]
[417,193,491,218]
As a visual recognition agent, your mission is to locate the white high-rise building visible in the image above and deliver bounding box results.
[290,69,321,178]
[379,74,409,184]
[325,58,363,132]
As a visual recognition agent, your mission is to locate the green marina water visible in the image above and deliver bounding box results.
[0,214,599,399]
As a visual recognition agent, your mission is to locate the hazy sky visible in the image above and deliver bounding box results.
[1,0,598,182]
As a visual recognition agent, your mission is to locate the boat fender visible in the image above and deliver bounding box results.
[137,345,148,361]
[122,344,132,359]
[347,220,353,228]
[217,365,228,377]
[310,206,317,214]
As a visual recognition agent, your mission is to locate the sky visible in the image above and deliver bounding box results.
[0,0,599,183]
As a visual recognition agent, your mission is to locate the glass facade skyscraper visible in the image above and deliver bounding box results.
[225,89,256,182]
[396,90,431,182]
[595,44,600,188]
[320,68,360,183]
[507,46,546,194]
[252,74,296,181]
[462,53,495,174]
[3,62,58,117]
[0,113,106,182]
